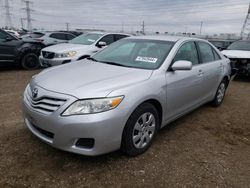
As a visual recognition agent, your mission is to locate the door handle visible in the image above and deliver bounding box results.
[198,69,204,76]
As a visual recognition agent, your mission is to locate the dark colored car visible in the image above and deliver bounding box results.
[0,29,44,70]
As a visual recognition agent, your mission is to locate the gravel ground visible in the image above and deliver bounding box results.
[0,68,249,187]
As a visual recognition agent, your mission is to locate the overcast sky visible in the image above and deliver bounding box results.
[0,0,249,34]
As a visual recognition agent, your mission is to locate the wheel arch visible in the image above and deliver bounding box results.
[125,98,163,128]
[77,55,90,60]
[222,75,230,88]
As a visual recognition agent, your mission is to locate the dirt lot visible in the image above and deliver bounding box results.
[0,68,249,187]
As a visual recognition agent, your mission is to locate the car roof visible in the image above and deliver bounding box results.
[87,32,131,36]
[128,35,204,42]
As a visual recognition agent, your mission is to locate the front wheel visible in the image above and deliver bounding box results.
[21,53,40,70]
[121,103,160,156]
[211,80,227,107]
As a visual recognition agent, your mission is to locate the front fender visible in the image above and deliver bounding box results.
[16,43,44,63]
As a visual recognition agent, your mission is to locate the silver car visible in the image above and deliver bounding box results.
[22,36,232,156]
[39,32,130,67]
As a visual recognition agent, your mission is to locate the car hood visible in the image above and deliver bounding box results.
[221,50,250,59]
[42,43,92,53]
[32,60,153,99]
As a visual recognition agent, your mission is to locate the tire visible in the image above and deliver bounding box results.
[121,103,160,156]
[21,53,40,70]
[211,79,227,107]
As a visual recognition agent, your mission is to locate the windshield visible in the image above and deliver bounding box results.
[92,39,174,70]
[69,33,103,45]
[227,41,250,51]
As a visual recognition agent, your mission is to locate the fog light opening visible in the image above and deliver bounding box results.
[75,138,95,149]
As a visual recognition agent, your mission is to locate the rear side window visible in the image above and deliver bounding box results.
[66,34,75,40]
[173,41,199,65]
[99,35,115,45]
[50,33,67,40]
[197,42,215,63]
[114,34,129,41]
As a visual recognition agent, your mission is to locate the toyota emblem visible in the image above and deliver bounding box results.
[32,88,38,98]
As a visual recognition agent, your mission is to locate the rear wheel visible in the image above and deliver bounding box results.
[21,53,40,70]
[121,103,160,156]
[211,79,227,107]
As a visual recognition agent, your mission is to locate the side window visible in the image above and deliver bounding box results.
[99,35,115,45]
[212,49,221,61]
[0,30,7,40]
[173,42,199,65]
[66,34,75,40]
[197,42,215,63]
[50,33,67,40]
[114,34,129,41]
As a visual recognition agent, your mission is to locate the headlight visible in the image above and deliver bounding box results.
[62,96,124,116]
[55,51,77,58]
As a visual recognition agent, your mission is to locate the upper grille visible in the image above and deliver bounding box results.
[42,51,55,59]
[26,90,67,114]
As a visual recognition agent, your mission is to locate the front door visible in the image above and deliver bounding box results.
[165,41,204,120]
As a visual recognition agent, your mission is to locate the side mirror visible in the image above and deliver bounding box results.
[5,36,13,41]
[172,60,192,71]
[97,41,107,48]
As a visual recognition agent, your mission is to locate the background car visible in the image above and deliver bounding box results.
[0,29,43,69]
[4,29,21,38]
[21,31,76,46]
[23,36,232,156]
[209,39,235,51]
[39,32,130,67]
[222,40,250,76]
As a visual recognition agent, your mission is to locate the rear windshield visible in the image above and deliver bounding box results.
[227,41,250,51]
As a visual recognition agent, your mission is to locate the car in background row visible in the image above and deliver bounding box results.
[209,39,234,51]
[0,29,43,69]
[39,32,130,67]
[23,36,233,156]
[222,40,250,76]
[4,29,21,38]
[21,31,76,46]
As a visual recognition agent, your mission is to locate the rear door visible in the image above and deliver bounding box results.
[0,30,22,62]
[196,41,222,101]
[166,41,204,119]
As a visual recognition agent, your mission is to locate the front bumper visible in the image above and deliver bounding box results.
[39,56,77,67]
[22,86,128,156]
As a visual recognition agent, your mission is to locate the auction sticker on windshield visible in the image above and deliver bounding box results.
[135,56,158,63]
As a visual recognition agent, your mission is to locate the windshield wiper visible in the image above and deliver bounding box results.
[86,57,98,62]
[99,61,130,67]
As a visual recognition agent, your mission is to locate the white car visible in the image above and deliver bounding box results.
[39,32,130,67]
[22,31,76,46]
[222,40,250,76]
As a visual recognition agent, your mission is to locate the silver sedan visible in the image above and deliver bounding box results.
[22,36,232,156]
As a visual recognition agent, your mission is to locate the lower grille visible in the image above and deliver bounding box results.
[32,124,54,139]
